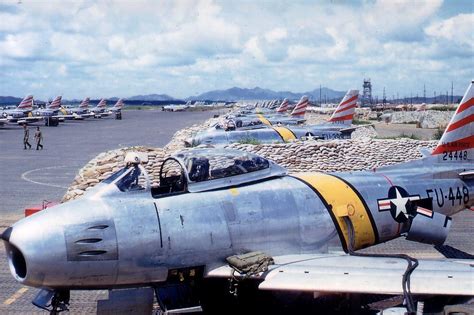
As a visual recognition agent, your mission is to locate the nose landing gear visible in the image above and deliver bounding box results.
[32,289,70,314]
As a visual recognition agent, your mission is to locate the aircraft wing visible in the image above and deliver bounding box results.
[207,254,474,296]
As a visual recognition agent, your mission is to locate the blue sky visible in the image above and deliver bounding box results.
[0,0,472,100]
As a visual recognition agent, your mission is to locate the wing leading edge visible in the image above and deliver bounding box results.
[207,254,474,296]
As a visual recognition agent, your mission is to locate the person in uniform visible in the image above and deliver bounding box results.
[34,126,43,150]
[23,124,32,149]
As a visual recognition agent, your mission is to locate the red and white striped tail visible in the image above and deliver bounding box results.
[48,96,62,109]
[328,89,359,125]
[432,80,473,160]
[96,99,107,108]
[276,98,289,113]
[79,97,90,109]
[290,96,309,117]
[18,95,33,110]
[114,98,124,109]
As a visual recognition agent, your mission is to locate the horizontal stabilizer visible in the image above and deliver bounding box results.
[459,170,474,179]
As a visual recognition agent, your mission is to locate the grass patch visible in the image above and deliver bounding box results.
[352,119,372,125]
[238,137,262,145]
[432,127,445,140]
[430,106,456,111]
[376,133,421,140]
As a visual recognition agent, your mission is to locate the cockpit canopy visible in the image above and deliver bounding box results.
[156,148,287,195]
[100,148,287,198]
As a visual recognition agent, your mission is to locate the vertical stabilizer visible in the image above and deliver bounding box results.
[328,90,359,125]
[276,98,289,113]
[48,96,62,109]
[114,98,124,109]
[290,96,309,117]
[432,81,473,161]
[18,95,34,110]
[96,99,107,108]
[79,97,90,109]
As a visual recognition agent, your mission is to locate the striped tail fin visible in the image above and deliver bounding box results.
[96,98,107,108]
[17,95,33,110]
[276,98,289,113]
[79,97,90,109]
[328,89,359,125]
[48,96,62,109]
[114,98,124,109]
[432,80,473,161]
[290,95,309,117]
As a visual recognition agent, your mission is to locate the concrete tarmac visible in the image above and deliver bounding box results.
[0,110,472,313]
[0,109,222,217]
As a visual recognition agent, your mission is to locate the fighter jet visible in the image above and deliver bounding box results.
[110,98,125,113]
[63,97,95,119]
[2,81,473,314]
[0,95,44,124]
[229,96,310,127]
[90,98,111,117]
[190,91,359,146]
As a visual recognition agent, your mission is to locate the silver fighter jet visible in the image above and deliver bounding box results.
[191,90,360,147]
[2,82,474,313]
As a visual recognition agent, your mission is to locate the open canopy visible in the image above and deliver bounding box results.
[164,148,287,193]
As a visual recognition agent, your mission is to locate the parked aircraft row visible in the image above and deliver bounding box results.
[1,81,472,314]
[188,90,359,146]
[0,96,124,127]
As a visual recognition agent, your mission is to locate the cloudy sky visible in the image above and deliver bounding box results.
[0,0,472,100]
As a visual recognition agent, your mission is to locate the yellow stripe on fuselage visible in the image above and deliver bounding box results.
[293,173,376,250]
[272,126,296,142]
[256,114,272,126]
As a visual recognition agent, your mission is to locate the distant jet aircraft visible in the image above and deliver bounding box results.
[195,90,359,146]
[0,95,44,124]
[64,97,94,119]
[110,98,125,113]
[2,81,472,314]
[90,98,111,117]
[228,96,311,127]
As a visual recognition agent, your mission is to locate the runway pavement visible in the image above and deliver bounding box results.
[0,109,223,217]
[0,110,472,313]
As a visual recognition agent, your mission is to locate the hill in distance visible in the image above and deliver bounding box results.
[127,94,176,101]
[189,86,346,101]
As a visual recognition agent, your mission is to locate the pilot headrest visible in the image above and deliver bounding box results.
[124,152,148,164]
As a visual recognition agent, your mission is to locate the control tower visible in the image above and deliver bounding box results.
[362,78,372,107]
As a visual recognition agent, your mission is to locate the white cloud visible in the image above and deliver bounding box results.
[0,0,472,99]
[264,28,287,43]
[425,13,474,48]
[0,33,42,58]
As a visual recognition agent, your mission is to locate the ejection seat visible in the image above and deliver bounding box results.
[152,157,187,198]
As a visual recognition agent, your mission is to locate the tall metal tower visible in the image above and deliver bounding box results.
[423,84,426,103]
[362,78,372,107]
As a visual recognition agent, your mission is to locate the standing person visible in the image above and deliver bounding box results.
[34,126,43,150]
[23,124,32,149]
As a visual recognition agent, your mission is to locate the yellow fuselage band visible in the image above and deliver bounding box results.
[293,172,376,250]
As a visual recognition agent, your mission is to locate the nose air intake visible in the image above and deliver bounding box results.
[2,227,27,281]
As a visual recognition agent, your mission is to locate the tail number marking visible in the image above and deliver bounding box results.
[442,150,468,161]
[426,186,470,207]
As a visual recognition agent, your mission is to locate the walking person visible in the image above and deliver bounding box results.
[34,126,43,150]
[23,124,32,149]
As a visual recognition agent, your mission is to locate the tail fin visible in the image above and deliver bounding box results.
[17,95,33,110]
[48,96,62,109]
[79,97,90,109]
[276,98,289,113]
[113,98,124,109]
[290,95,309,117]
[432,80,473,161]
[328,89,359,125]
[96,98,107,108]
